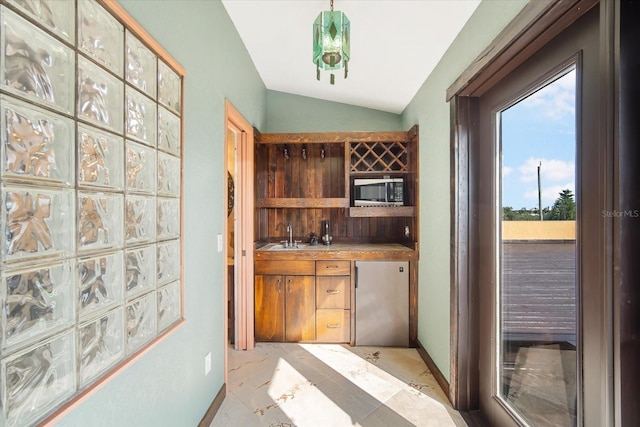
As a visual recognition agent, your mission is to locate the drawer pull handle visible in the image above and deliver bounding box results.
[326,289,341,294]
[277,279,281,293]
[325,265,340,269]
[326,323,341,329]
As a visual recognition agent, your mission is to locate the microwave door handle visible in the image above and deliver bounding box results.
[386,182,392,203]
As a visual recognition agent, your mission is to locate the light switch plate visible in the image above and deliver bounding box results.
[205,352,211,375]
[217,234,223,252]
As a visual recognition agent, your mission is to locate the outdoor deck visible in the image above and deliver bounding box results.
[502,241,577,345]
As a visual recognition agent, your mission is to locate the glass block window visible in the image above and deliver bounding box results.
[0,1,183,425]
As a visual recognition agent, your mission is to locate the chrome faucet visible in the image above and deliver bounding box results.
[286,223,293,247]
[276,222,297,248]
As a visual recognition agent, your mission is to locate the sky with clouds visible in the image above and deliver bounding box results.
[501,69,576,209]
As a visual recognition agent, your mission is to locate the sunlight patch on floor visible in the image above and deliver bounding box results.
[212,343,466,427]
[299,344,453,423]
[267,357,362,426]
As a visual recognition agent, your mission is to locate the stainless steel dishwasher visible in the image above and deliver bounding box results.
[355,260,409,347]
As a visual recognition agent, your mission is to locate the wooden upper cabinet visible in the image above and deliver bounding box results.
[254,128,418,214]
[254,127,418,243]
[254,140,347,208]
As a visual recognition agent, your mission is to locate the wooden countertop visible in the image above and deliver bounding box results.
[254,242,418,261]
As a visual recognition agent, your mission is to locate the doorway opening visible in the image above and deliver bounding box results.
[224,101,255,380]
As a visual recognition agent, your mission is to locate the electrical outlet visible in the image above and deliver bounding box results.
[205,352,211,376]
[217,234,223,252]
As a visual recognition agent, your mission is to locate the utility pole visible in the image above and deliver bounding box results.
[537,161,543,220]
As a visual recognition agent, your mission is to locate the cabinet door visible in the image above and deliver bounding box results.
[285,276,315,341]
[255,275,285,341]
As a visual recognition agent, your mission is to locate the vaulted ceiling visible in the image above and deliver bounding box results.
[222,0,481,114]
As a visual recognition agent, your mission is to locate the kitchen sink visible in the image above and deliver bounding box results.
[267,243,309,251]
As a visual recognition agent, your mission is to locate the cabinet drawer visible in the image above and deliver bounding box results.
[316,276,350,309]
[316,309,350,342]
[316,260,350,276]
[255,260,315,275]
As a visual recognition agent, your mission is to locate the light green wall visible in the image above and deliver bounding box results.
[58,1,265,425]
[400,0,528,381]
[265,90,402,132]
[57,0,531,423]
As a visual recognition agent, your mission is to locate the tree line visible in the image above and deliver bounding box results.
[503,189,576,220]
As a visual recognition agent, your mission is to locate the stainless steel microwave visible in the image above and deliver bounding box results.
[353,177,404,206]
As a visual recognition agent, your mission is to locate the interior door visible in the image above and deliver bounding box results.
[476,7,607,426]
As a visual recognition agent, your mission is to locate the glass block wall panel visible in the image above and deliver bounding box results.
[77,0,124,75]
[1,260,75,353]
[78,124,125,191]
[78,307,124,387]
[157,152,180,196]
[0,6,74,114]
[157,239,180,287]
[158,281,180,332]
[125,292,156,354]
[126,86,156,146]
[125,195,156,244]
[2,185,75,263]
[77,56,124,133]
[1,330,75,427]
[77,191,124,252]
[126,140,156,194]
[158,61,180,115]
[125,244,156,299]
[1,95,74,186]
[6,0,75,42]
[158,106,180,156]
[157,197,180,240]
[126,30,157,98]
[77,252,124,321]
[0,1,183,422]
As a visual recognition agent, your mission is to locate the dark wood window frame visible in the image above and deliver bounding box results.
[450,0,640,423]
[446,0,626,419]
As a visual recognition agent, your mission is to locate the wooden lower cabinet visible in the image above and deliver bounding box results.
[255,259,351,343]
[254,275,284,341]
[284,276,315,341]
[254,274,315,341]
[315,267,351,343]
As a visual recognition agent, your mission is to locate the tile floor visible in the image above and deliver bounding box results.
[210,343,467,427]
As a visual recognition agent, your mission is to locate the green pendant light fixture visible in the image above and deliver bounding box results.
[313,0,350,85]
